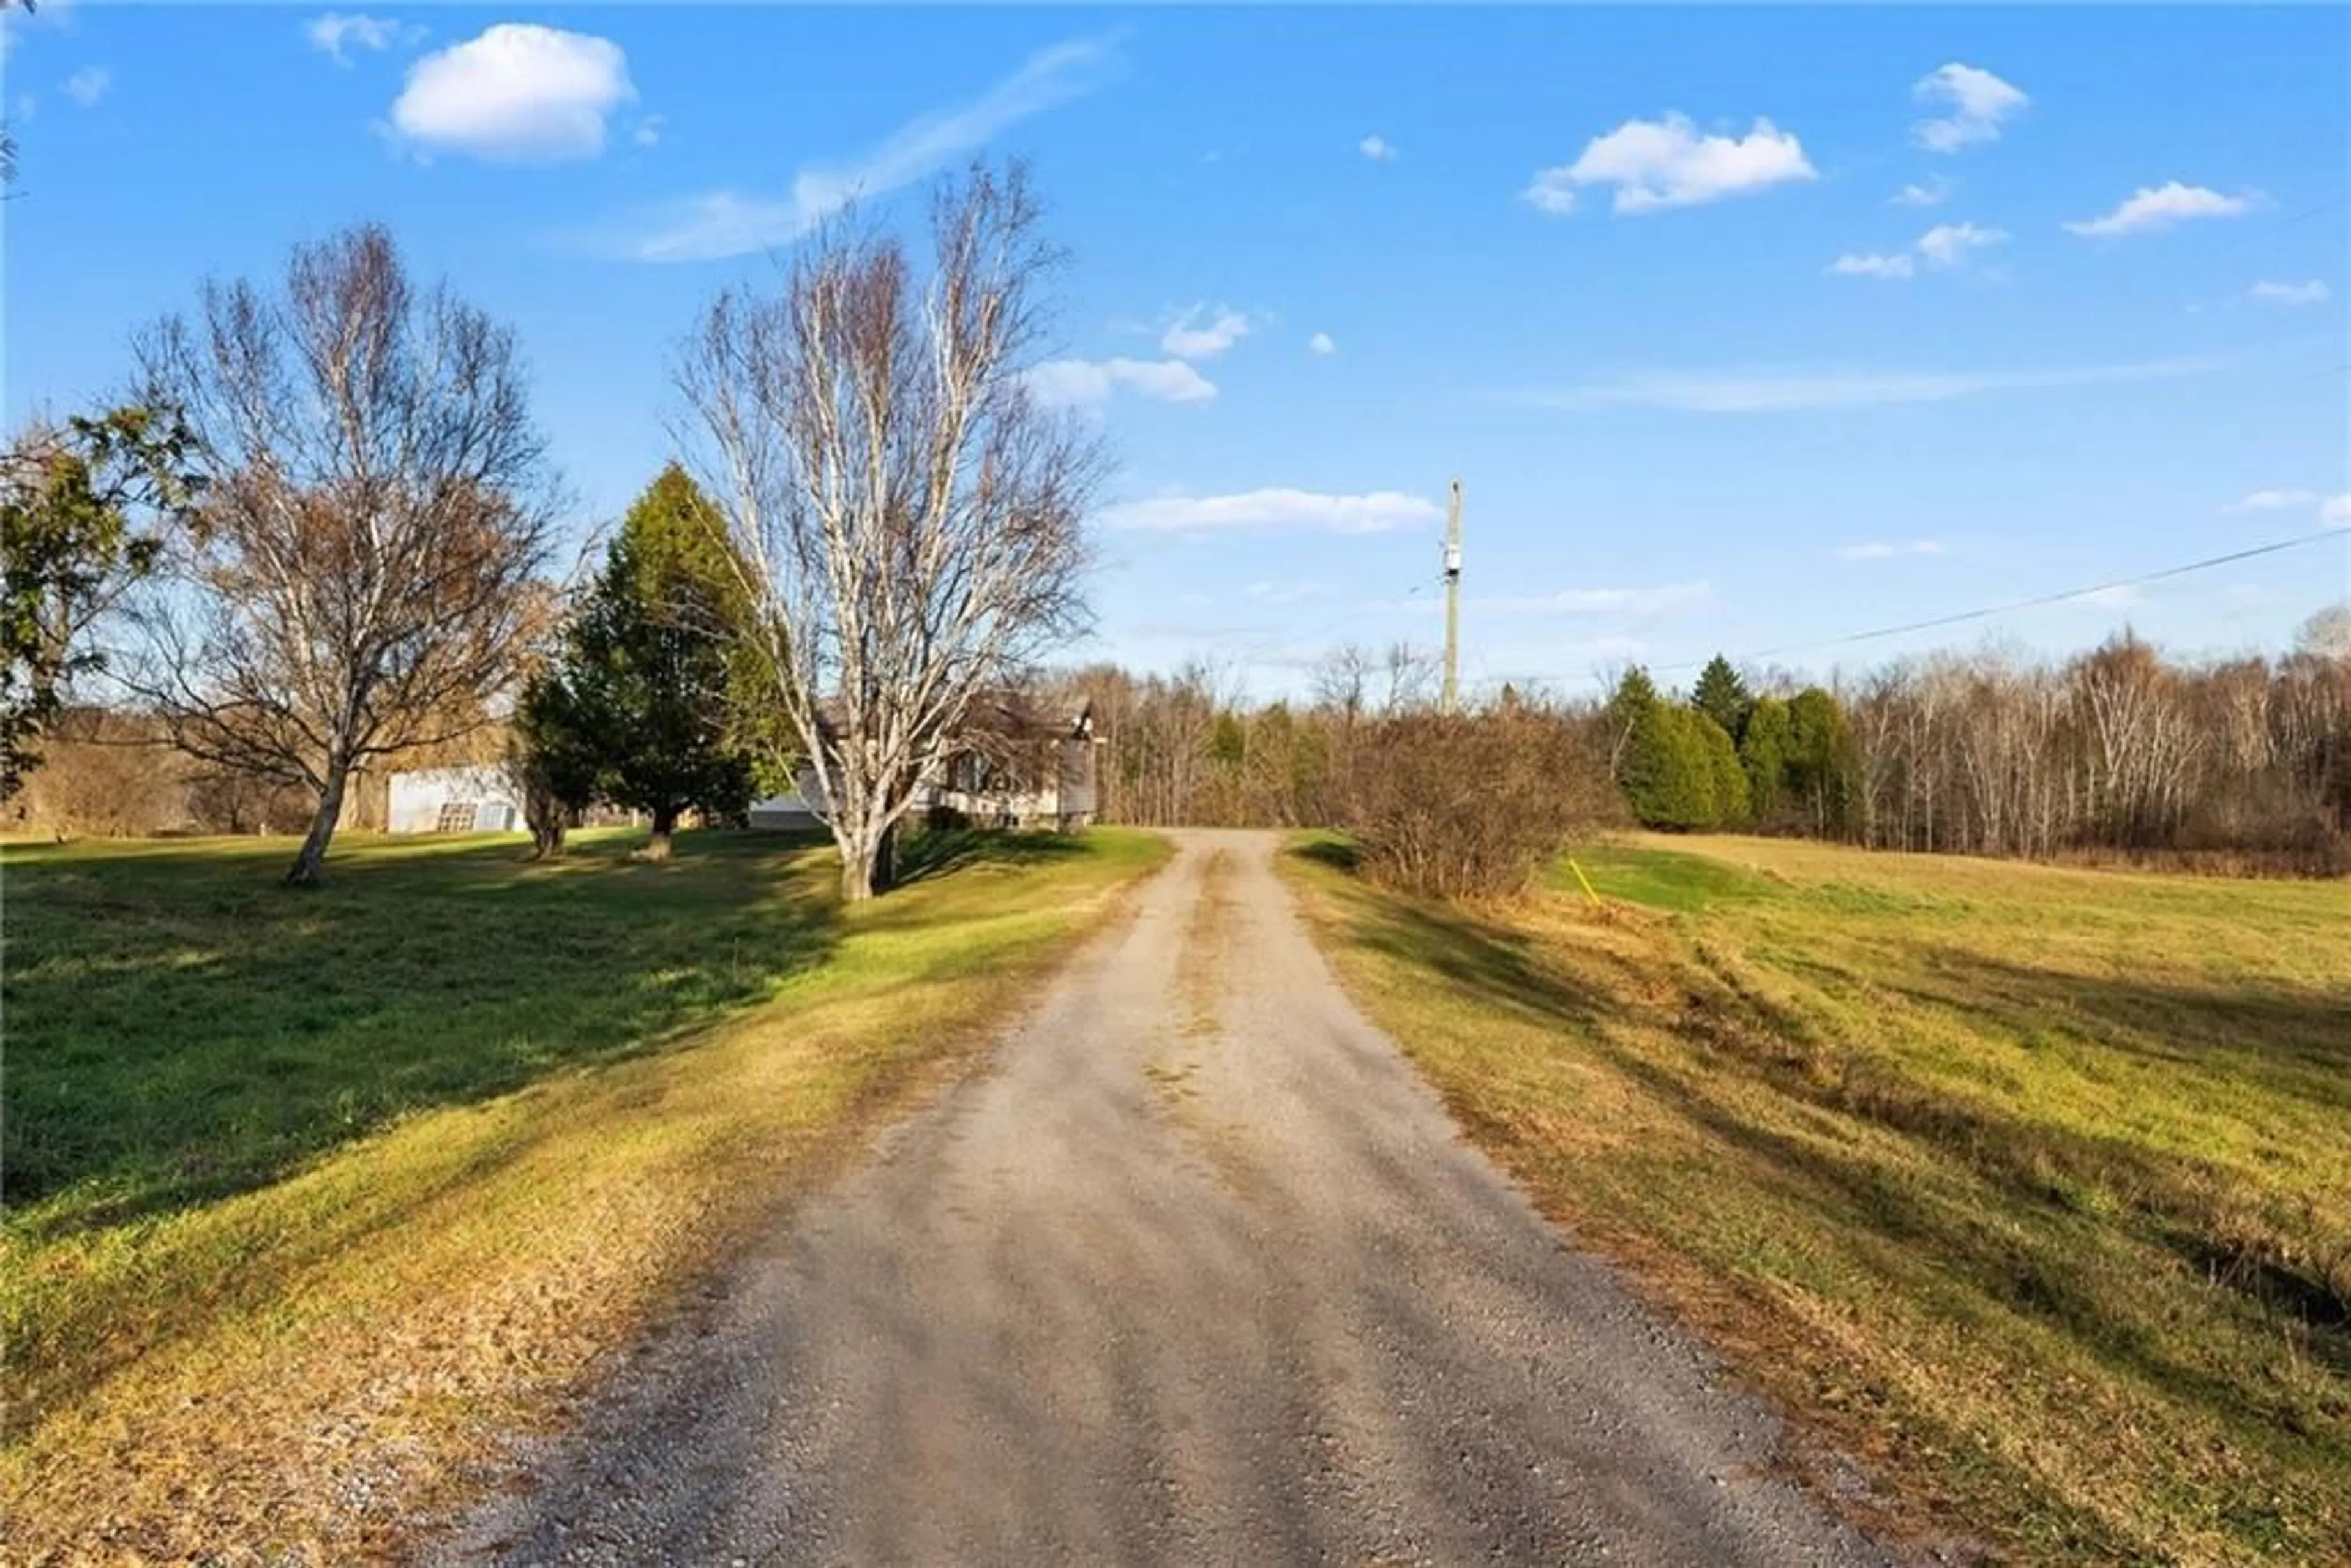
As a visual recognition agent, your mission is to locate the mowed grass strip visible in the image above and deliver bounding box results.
[1285,833,2351,1566]
[1,826,1168,1563]
[7,828,846,1244]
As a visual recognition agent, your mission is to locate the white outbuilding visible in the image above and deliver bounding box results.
[386,765,528,835]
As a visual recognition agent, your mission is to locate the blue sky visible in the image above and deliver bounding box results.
[6,4,2347,698]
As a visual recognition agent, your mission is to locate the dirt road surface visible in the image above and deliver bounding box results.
[435,830,1886,1566]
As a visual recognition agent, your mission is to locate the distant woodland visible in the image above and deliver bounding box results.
[1067,609,2351,877]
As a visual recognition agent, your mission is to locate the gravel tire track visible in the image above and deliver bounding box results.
[430,830,1888,1567]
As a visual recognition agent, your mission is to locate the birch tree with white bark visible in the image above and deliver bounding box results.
[680,162,1102,899]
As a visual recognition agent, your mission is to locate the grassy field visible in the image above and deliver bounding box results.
[1287,833,2351,1566]
[2,825,1166,1562]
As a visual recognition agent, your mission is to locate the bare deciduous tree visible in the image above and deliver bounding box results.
[681,162,1103,899]
[1379,640,1439,715]
[125,224,558,885]
[2300,603,2351,662]
[1829,630,2351,872]
[1310,643,1373,727]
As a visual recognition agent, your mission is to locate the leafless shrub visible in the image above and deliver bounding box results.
[1340,701,1620,900]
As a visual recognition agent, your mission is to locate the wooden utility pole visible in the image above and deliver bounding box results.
[1441,478,1463,714]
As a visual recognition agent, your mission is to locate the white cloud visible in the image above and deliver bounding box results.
[307,13,409,67]
[615,37,1118,261]
[2249,279,2330,306]
[1359,133,1397,162]
[62,65,108,108]
[1480,582,1714,616]
[1834,222,2006,280]
[631,114,665,149]
[1514,355,2218,414]
[2224,490,2351,529]
[1526,113,1815,216]
[1160,306,1253,361]
[1837,539,1946,560]
[1912,64,2029,153]
[1917,221,2008,267]
[1522,174,1578,216]
[2065,181,2259,238]
[1829,252,1915,280]
[2225,489,2320,512]
[1025,358,1216,410]
[1098,488,1444,534]
[1892,178,1952,208]
[1308,331,1337,356]
[391,24,633,163]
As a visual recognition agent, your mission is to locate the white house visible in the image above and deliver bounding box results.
[748,698,1100,833]
[386,765,528,835]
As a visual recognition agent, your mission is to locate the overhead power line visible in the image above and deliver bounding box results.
[1668,525,2350,673]
[1493,523,2350,691]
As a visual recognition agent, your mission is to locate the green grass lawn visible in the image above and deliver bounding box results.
[1289,833,2351,1566]
[6,827,846,1241]
[2,824,1164,1561]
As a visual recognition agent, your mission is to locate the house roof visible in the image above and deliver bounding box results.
[811,689,1091,744]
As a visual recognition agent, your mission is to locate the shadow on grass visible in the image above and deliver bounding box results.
[891,826,1091,887]
[1887,948,2351,1112]
[1666,941,2350,1389]
[1866,946,2351,1356]
[3,828,842,1242]
[1308,858,2351,1513]
[1288,842,1625,1038]
[1287,833,1360,874]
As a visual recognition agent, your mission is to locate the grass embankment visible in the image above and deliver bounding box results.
[1287,833,2350,1565]
[2,825,1166,1562]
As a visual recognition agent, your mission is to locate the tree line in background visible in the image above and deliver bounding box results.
[1830,621,2351,871]
[1609,629,2351,874]
[1056,612,2351,884]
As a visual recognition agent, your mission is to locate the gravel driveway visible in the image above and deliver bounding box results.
[433,830,1886,1566]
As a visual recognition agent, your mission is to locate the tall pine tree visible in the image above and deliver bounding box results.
[1610,664,1750,831]
[1606,666,1661,783]
[528,464,767,859]
[1690,654,1754,744]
